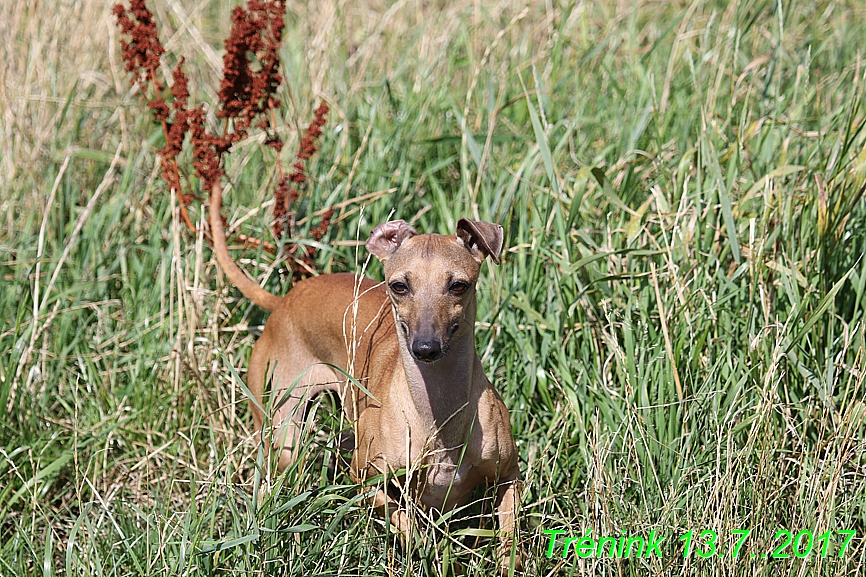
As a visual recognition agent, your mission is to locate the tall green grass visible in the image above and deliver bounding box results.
[2,0,865,575]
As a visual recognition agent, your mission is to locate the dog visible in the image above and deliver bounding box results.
[210,182,522,570]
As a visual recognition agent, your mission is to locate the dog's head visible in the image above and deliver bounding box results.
[366,219,503,363]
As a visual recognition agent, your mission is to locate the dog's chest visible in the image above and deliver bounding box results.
[418,456,477,510]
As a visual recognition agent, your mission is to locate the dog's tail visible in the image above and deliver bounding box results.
[209,181,282,311]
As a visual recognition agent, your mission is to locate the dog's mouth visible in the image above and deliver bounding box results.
[448,321,460,338]
[398,318,457,363]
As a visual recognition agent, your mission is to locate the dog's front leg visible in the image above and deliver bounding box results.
[371,486,412,536]
[494,468,523,572]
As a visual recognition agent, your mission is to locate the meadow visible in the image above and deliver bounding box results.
[2,0,866,575]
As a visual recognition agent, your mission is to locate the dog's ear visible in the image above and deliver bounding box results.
[456,219,504,264]
[366,220,419,260]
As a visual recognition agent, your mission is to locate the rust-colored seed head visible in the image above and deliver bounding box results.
[218,0,287,147]
[116,0,334,275]
[272,175,290,240]
[170,58,190,111]
[277,99,329,256]
[114,1,165,89]
[115,0,197,229]
[188,107,223,191]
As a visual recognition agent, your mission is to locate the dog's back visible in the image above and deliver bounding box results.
[246,273,398,468]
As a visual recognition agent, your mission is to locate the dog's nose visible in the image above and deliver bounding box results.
[411,337,442,361]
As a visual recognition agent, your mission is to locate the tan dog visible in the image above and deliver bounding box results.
[210,183,522,570]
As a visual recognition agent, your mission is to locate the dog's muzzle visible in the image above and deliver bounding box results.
[411,337,443,362]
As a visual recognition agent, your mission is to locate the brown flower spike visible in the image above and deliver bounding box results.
[274,101,329,241]
[115,0,333,279]
[114,0,195,230]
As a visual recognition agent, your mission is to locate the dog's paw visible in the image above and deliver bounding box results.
[497,540,523,575]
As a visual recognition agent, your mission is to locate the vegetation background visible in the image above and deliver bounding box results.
[2,0,866,575]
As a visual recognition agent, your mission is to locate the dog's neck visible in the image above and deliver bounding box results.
[394,310,481,446]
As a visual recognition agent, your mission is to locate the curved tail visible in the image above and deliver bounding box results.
[209,181,282,311]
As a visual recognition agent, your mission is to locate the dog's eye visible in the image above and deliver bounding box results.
[390,281,409,294]
[449,281,469,295]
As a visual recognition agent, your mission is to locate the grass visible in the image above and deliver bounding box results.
[2,0,866,575]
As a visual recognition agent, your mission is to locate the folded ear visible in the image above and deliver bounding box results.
[366,220,419,260]
[456,218,504,264]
